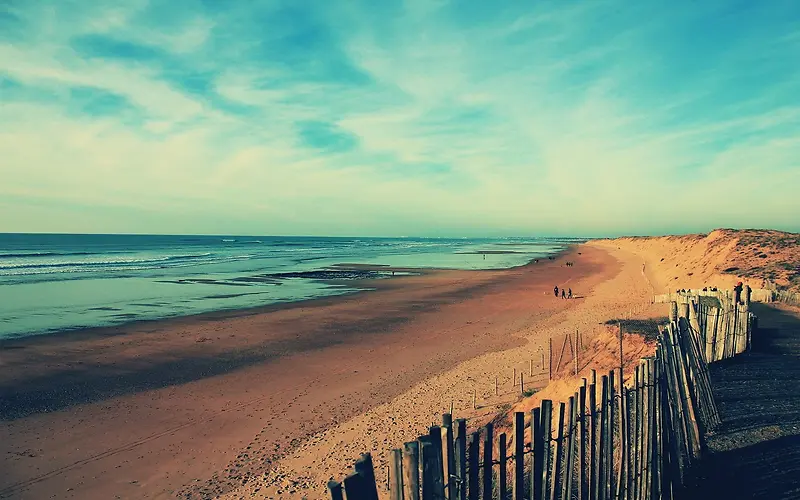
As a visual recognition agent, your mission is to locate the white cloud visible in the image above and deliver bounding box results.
[1,0,799,236]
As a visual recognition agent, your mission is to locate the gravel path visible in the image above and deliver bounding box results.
[680,303,800,499]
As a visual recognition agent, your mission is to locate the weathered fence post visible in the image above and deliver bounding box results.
[598,375,609,500]
[482,424,494,500]
[420,436,444,500]
[389,449,404,500]
[532,407,543,500]
[500,433,508,500]
[328,481,344,500]
[579,382,588,500]
[539,401,554,500]
[589,374,597,500]
[514,412,525,500]
[347,453,380,500]
[468,433,479,500]
[455,420,467,500]
[563,395,577,500]
[403,442,420,500]
[443,415,455,500]
[551,402,566,500]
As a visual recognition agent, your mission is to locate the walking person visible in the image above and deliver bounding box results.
[561,289,566,299]
[568,288,572,299]
[554,285,559,297]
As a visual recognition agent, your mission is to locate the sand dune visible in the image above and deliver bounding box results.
[591,228,800,293]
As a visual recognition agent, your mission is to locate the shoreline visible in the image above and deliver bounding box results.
[0,248,572,345]
[0,246,591,499]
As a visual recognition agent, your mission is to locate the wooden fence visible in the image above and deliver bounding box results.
[655,286,800,308]
[673,290,756,363]
[771,289,800,307]
[468,302,650,413]
[328,306,752,500]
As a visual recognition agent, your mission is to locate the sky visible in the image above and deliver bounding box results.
[1,0,799,238]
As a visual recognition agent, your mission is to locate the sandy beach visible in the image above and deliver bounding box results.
[4,230,784,499]
[1,246,614,499]
[219,241,661,499]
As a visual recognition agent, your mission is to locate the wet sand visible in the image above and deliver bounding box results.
[0,247,610,499]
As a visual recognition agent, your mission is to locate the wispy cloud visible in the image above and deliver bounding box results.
[1,0,799,236]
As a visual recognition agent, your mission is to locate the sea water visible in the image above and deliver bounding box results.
[0,234,582,339]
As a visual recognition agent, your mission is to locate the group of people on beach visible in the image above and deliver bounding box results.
[553,285,572,299]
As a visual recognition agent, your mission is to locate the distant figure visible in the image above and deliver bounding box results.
[561,289,566,299]
[568,288,572,299]
[734,281,743,304]
[554,285,559,297]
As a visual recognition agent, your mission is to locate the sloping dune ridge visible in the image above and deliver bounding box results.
[591,228,800,293]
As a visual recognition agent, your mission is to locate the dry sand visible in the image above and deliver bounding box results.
[2,246,615,500]
[223,243,665,499]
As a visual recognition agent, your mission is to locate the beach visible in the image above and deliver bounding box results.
[1,245,612,499]
[223,241,660,499]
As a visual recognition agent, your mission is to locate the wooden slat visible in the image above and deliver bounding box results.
[633,366,642,500]
[589,378,598,500]
[430,427,446,499]
[564,395,577,500]
[623,388,633,500]
[403,442,421,500]
[609,370,616,500]
[420,436,444,500]
[443,414,455,500]
[328,480,344,500]
[656,345,671,498]
[514,412,525,500]
[540,401,553,500]
[500,433,508,500]
[482,424,494,500]
[468,432,479,500]
[456,419,467,500]
[551,402,565,500]
[389,449,404,500]
[344,471,370,500]
[597,375,609,500]
[532,407,543,500]
[354,453,380,500]
[579,383,588,500]
[647,358,658,500]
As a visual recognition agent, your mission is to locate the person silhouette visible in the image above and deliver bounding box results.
[554,286,559,297]
[568,288,572,299]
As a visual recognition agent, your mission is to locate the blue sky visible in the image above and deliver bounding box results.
[1,0,799,237]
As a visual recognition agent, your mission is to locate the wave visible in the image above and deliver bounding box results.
[0,251,96,258]
[0,252,216,272]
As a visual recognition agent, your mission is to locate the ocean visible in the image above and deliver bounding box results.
[0,234,581,339]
